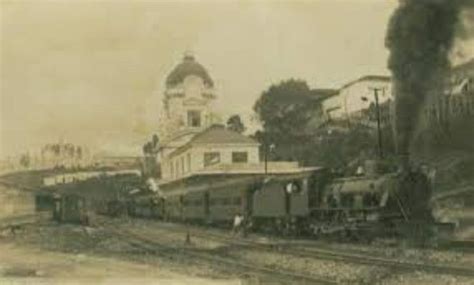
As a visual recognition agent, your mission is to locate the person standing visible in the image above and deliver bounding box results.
[232,213,243,236]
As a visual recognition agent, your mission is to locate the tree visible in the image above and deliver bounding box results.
[226,114,246,134]
[253,79,316,164]
[142,134,161,178]
[142,142,152,155]
[19,153,30,168]
[76,146,83,159]
[152,134,159,149]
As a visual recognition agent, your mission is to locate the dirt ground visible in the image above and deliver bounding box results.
[2,218,474,285]
[0,241,240,285]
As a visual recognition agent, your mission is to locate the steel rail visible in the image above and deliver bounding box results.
[100,223,336,285]
[169,225,474,278]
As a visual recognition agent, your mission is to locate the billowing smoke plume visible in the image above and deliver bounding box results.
[385,0,469,161]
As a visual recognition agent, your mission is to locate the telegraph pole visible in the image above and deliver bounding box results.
[264,143,268,174]
[369,87,385,159]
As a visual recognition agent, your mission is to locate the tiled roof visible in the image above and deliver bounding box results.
[190,125,258,145]
[168,125,258,157]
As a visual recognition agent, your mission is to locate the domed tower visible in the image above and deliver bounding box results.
[160,53,219,152]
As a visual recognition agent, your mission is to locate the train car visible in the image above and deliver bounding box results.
[164,194,184,221]
[35,192,55,212]
[53,194,89,225]
[247,169,332,234]
[131,162,434,240]
[158,170,321,229]
[183,190,207,221]
[208,185,248,224]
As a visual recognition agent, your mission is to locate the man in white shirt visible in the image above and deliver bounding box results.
[232,213,243,236]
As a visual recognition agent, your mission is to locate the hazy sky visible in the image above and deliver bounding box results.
[1,0,403,157]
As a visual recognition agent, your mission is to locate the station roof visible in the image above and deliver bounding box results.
[168,124,258,157]
[158,167,323,197]
[190,124,257,145]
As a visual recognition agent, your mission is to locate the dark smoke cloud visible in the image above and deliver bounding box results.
[385,0,467,158]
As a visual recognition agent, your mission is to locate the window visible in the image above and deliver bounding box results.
[341,194,354,207]
[187,153,191,172]
[204,152,220,167]
[181,156,185,174]
[187,110,201,127]
[232,152,248,163]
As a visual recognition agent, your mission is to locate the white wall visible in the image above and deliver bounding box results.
[162,75,216,141]
[341,80,392,116]
[161,144,259,180]
[322,78,392,120]
[322,95,343,119]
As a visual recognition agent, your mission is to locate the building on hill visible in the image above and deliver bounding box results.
[310,75,392,133]
[321,75,392,123]
[306,89,339,130]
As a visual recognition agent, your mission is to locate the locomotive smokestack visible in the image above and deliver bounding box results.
[385,0,467,169]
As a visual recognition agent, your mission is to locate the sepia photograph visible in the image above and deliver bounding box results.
[1,0,474,284]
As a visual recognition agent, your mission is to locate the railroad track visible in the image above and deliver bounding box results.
[445,240,474,253]
[0,212,50,231]
[100,221,336,285]
[164,224,474,278]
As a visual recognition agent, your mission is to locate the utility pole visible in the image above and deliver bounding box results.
[263,141,275,175]
[264,143,268,174]
[368,87,385,159]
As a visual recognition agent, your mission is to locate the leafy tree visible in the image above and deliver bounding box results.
[226,114,246,134]
[142,142,152,155]
[76,146,83,159]
[253,79,316,164]
[253,78,397,169]
[142,134,161,178]
[152,134,159,149]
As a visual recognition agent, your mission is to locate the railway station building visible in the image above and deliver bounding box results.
[155,53,316,200]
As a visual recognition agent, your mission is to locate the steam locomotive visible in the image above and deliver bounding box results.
[113,161,433,239]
